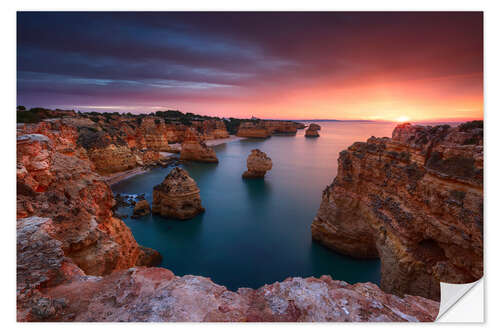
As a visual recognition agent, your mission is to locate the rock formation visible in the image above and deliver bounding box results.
[294,122,306,129]
[242,149,273,178]
[236,120,303,138]
[180,128,218,163]
[132,200,151,218]
[192,119,230,140]
[136,117,172,151]
[152,167,205,220]
[236,122,272,138]
[308,123,321,131]
[16,132,159,276]
[136,246,162,267]
[16,217,438,322]
[17,117,440,322]
[305,123,320,137]
[17,112,231,174]
[261,120,298,135]
[311,121,483,301]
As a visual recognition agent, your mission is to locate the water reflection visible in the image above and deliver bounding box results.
[242,177,272,208]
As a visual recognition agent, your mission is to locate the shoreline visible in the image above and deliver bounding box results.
[104,167,150,186]
[105,135,243,186]
[205,135,243,147]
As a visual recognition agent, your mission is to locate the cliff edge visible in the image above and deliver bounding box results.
[311,121,483,301]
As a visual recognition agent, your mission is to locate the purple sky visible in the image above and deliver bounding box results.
[17,12,483,120]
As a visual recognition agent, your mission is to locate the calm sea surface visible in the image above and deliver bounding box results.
[112,121,401,290]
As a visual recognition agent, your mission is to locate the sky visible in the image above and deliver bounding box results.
[17,12,483,121]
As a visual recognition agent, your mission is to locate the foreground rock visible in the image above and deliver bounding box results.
[311,121,483,301]
[180,128,218,163]
[17,218,438,322]
[132,200,151,218]
[152,167,205,220]
[242,149,273,178]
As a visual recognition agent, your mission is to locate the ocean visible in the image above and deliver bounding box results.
[111,121,405,290]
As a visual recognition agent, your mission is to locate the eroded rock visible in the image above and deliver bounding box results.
[305,123,320,137]
[236,122,272,138]
[152,167,205,220]
[311,121,483,301]
[180,128,218,163]
[242,149,273,178]
[132,200,151,218]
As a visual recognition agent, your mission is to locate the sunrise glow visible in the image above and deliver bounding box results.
[16,12,483,121]
[395,116,410,123]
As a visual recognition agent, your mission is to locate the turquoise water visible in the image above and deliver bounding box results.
[112,121,397,290]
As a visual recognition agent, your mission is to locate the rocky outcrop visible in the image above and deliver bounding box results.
[152,167,205,220]
[180,128,218,163]
[17,219,439,322]
[262,120,298,135]
[136,117,172,151]
[294,122,306,129]
[132,200,151,218]
[136,246,162,267]
[236,120,302,138]
[311,121,483,301]
[236,122,272,138]
[192,119,230,140]
[242,149,273,178]
[17,114,229,174]
[305,124,320,137]
[16,133,159,277]
[17,118,440,322]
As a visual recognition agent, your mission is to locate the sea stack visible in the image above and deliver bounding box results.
[305,123,321,137]
[180,128,218,163]
[132,200,151,218]
[152,167,205,220]
[242,149,273,178]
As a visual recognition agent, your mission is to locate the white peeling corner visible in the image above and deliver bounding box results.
[436,278,483,322]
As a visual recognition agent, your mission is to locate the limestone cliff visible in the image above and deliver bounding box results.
[16,133,158,276]
[192,119,230,140]
[242,149,273,178]
[236,122,272,138]
[311,121,483,301]
[180,128,218,163]
[261,120,298,135]
[17,114,229,174]
[152,167,205,220]
[236,120,305,138]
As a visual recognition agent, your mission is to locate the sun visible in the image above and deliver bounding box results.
[395,116,410,123]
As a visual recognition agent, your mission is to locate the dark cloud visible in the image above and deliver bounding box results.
[17,12,483,114]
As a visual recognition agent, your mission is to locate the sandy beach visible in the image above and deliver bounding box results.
[205,135,243,146]
[104,167,150,186]
[105,136,242,185]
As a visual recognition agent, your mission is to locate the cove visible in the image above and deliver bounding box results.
[111,121,396,291]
